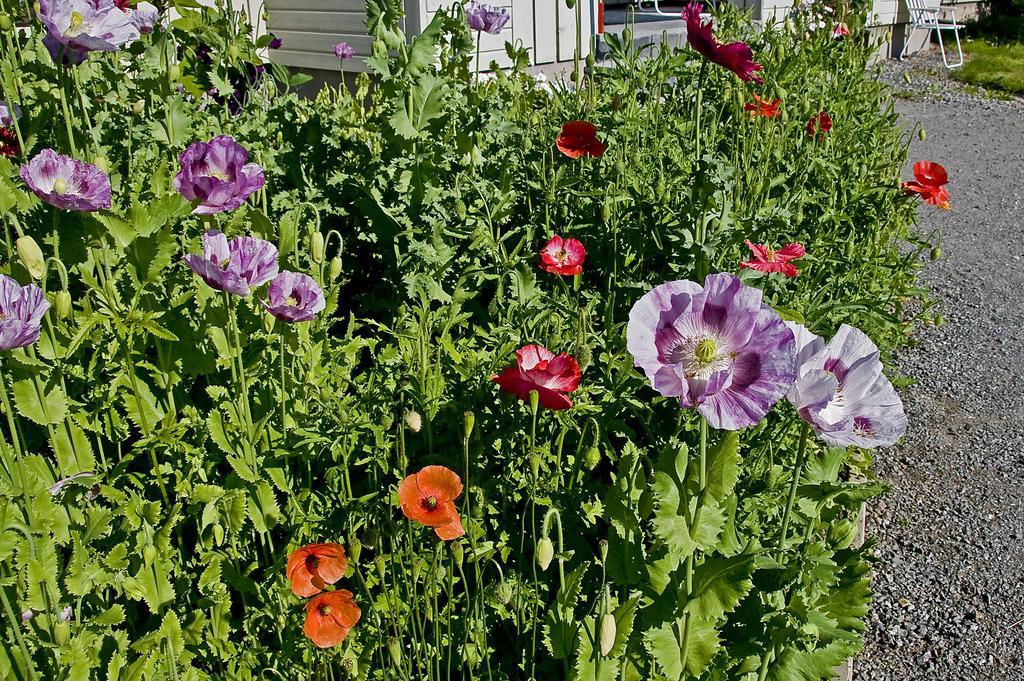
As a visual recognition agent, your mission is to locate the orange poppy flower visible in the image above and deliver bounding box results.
[397,465,465,540]
[303,589,361,648]
[556,120,607,159]
[903,160,951,209]
[744,94,781,119]
[286,543,349,597]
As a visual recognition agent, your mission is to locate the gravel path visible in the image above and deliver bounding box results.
[856,54,1024,680]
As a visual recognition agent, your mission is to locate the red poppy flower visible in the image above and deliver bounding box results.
[806,111,833,137]
[492,344,581,411]
[739,240,805,277]
[556,121,606,159]
[398,466,465,540]
[833,22,850,38]
[903,160,950,209]
[744,95,781,118]
[0,128,18,158]
[114,0,131,10]
[683,3,763,83]
[539,235,586,276]
[303,589,361,648]
[286,543,349,597]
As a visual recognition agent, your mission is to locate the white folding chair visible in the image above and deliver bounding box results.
[901,0,964,68]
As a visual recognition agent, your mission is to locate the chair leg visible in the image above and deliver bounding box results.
[937,25,949,68]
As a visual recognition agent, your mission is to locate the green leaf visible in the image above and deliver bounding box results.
[644,616,721,680]
[575,616,620,681]
[389,74,448,140]
[12,379,68,426]
[768,641,852,681]
[684,554,754,620]
[93,604,126,626]
[131,559,175,613]
[704,431,740,502]
[51,421,96,476]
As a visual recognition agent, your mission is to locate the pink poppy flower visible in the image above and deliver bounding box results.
[539,235,586,276]
[492,344,581,411]
[739,240,805,277]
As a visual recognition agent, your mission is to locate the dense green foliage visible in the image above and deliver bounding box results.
[0,0,932,679]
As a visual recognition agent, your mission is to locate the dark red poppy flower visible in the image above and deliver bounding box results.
[539,235,586,276]
[0,128,18,158]
[556,121,606,159]
[683,3,763,83]
[286,543,349,597]
[744,95,781,118]
[806,111,833,137]
[739,240,805,277]
[903,160,950,209]
[492,344,581,411]
[398,466,465,540]
[303,589,361,648]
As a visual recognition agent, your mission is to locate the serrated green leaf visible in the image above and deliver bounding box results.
[705,431,740,502]
[684,555,754,620]
[575,616,620,681]
[644,616,721,680]
[12,379,68,426]
[767,641,852,681]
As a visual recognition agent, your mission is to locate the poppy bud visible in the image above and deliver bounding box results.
[379,412,394,431]
[363,527,378,548]
[16,236,45,279]
[132,100,145,115]
[387,637,402,666]
[934,314,945,326]
[167,63,181,81]
[535,537,554,571]
[349,537,362,563]
[599,612,616,656]
[450,541,464,566]
[577,343,592,369]
[0,14,13,31]
[412,558,423,583]
[375,556,386,581]
[455,198,467,220]
[341,657,358,678]
[54,620,70,645]
[918,127,926,141]
[55,290,72,319]
[570,69,579,83]
[404,409,422,433]
[598,538,609,563]
[614,160,626,176]
[328,256,343,282]
[930,246,942,261]
[528,389,539,416]
[529,452,540,479]
[463,410,475,439]
[585,53,595,69]
[487,296,499,319]
[495,579,513,604]
[584,445,601,470]
[311,231,325,263]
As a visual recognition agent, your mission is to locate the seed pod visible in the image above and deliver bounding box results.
[450,541,464,566]
[387,637,402,666]
[463,410,475,439]
[328,256,343,282]
[930,246,942,261]
[348,537,362,564]
[55,290,72,319]
[535,537,554,571]
[584,446,601,471]
[404,409,422,433]
[0,14,13,31]
[132,99,145,115]
[495,579,513,604]
[918,127,926,141]
[598,539,609,563]
[599,612,617,656]
[16,236,45,279]
[311,231,325,263]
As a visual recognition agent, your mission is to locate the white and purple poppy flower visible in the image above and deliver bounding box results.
[38,0,140,53]
[43,33,89,65]
[333,42,354,59]
[19,149,112,211]
[59,606,72,622]
[465,1,509,34]
[0,100,21,127]
[129,1,159,33]
[174,135,265,215]
[263,271,326,323]
[785,322,907,448]
[627,272,797,430]
[184,230,279,297]
[0,275,50,351]
[49,471,95,496]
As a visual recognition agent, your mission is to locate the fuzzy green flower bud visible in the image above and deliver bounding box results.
[375,555,386,581]
[311,231,325,263]
[55,291,72,319]
[584,446,601,471]
[132,100,145,115]
[0,14,14,31]
[16,236,45,279]
[529,389,539,415]
[918,127,926,141]
[495,579,513,604]
[348,537,362,564]
[450,541,464,566]
[529,452,540,479]
[930,246,942,261]
[226,45,240,61]
[387,637,402,666]
[463,410,475,440]
[535,537,554,571]
[585,53,595,69]
[599,612,617,656]
[328,256,343,282]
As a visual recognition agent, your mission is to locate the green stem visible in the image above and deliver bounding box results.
[680,417,709,671]
[777,422,810,554]
[0,575,38,681]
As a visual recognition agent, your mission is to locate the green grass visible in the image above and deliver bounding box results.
[953,39,1024,94]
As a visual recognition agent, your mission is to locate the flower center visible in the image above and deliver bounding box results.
[555,248,568,263]
[424,496,438,510]
[306,555,320,571]
[694,338,717,364]
[52,178,69,195]
[285,295,298,307]
[66,11,85,36]
[317,604,332,616]
[209,170,230,181]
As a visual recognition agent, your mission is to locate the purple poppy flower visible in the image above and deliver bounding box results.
[334,42,354,59]
[785,322,907,448]
[465,1,510,34]
[20,149,112,211]
[38,0,140,53]
[0,100,20,127]
[59,606,72,622]
[49,471,95,496]
[184,230,279,296]
[0,275,49,351]
[21,610,34,622]
[43,33,89,65]
[173,135,265,214]
[267,33,282,49]
[262,271,326,323]
[626,272,797,430]
[129,1,159,33]
[195,41,212,64]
